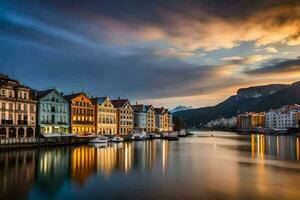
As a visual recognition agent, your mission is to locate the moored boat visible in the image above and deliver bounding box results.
[90,136,108,143]
[164,132,179,141]
[111,136,124,142]
[178,129,187,137]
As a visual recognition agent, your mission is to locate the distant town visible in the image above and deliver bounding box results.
[207,105,300,134]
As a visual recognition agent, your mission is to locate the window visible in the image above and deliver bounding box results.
[2,103,5,109]
[9,91,12,97]
[9,103,13,110]
[24,93,27,99]
[18,104,21,110]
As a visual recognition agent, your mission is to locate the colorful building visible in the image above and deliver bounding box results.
[132,104,147,132]
[92,97,117,135]
[111,99,133,135]
[64,93,95,135]
[34,89,69,135]
[145,105,156,132]
[0,74,37,138]
[168,113,173,131]
[237,112,265,131]
[154,107,169,132]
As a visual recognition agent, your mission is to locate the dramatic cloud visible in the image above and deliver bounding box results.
[0,0,300,107]
[245,57,300,75]
[265,47,278,53]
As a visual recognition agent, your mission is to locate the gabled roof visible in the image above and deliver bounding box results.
[111,99,130,108]
[154,107,169,115]
[34,89,55,99]
[91,96,110,105]
[145,105,154,112]
[63,92,86,101]
[132,104,145,112]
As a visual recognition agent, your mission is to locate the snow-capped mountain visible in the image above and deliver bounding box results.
[170,105,193,113]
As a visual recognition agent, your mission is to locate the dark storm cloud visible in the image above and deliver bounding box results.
[0,0,300,103]
[245,57,300,75]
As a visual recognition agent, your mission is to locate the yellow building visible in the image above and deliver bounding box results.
[64,93,95,135]
[92,97,117,135]
[111,99,133,135]
[145,105,156,132]
[154,107,169,133]
[163,109,169,132]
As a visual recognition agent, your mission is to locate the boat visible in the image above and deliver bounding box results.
[164,132,179,141]
[126,130,147,141]
[178,129,187,137]
[90,136,108,143]
[111,136,124,142]
[147,133,161,139]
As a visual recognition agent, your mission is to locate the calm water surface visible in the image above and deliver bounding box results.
[1,131,300,200]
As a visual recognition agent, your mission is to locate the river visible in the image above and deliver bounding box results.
[1,131,300,200]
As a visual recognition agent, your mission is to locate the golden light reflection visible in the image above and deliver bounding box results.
[251,135,300,161]
[161,140,169,174]
[296,138,299,161]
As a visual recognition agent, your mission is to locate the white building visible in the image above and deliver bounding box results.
[207,117,237,129]
[266,105,300,132]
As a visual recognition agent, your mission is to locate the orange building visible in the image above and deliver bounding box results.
[295,112,300,128]
[237,112,265,131]
[64,93,95,135]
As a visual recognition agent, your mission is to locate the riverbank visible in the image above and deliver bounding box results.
[0,136,91,150]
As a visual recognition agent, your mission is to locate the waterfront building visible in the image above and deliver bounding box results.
[168,113,173,131]
[154,107,169,132]
[111,98,133,135]
[34,89,69,135]
[64,93,95,135]
[132,104,147,132]
[145,105,156,132]
[266,105,300,132]
[92,97,117,135]
[0,74,37,138]
[237,112,265,131]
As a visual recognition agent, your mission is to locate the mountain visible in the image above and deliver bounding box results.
[174,82,300,127]
[170,105,193,113]
[236,84,287,99]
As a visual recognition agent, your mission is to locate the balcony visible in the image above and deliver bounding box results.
[17,120,28,125]
[1,120,13,125]
[72,120,94,125]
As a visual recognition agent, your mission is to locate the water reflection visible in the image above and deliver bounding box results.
[0,134,299,199]
[251,134,300,161]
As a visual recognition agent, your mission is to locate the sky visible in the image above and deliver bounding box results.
[0,0,300,109]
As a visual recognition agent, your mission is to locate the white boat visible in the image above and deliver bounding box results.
[178,129,187,137]
[111,136,124,142]
[164,132,179,141]
[147,133,161,139]
[90,136,108,143]
[127,130,147,141]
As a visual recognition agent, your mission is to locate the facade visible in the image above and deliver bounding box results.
[35,89,69,134]
[64,93,95,135]
[237,112,265,131]
[92,97,117,135]
[145,105,156,132]
[0,74,37,138]
[266,105,300,132]
[154,107,169,132]
[132,104,147,132]
[168,113,173,131]
[111,99,133,135]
